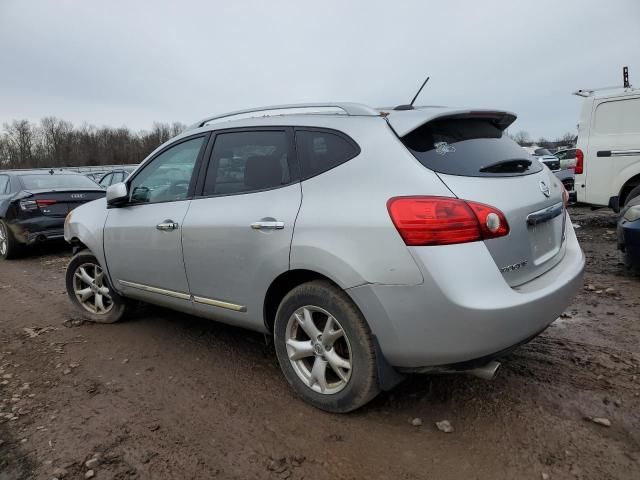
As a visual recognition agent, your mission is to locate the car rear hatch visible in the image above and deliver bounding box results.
[19,189,105,217]
[388,109,567,287]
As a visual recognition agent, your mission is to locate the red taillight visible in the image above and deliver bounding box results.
[574,148,584,174]
[387,196,509,246]
[36,199,57,207]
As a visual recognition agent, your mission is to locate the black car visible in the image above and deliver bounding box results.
[0,170,105,259]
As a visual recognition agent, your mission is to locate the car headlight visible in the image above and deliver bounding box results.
[623,205,640,222]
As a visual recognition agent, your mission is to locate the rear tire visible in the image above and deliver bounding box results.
[0,220,23,260]
[273,280,380,413]
[65,250,129,323]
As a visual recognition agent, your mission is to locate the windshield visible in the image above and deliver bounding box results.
[402,118,543,177]
[19,174,99,190]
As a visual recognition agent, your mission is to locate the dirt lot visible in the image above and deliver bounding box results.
[0,206,639,480]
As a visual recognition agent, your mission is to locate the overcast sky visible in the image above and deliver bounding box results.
[1,0,639,139]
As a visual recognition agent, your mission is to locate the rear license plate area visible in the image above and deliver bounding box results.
[527,203,565,266]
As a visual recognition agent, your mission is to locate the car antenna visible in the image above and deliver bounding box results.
[394,76,430,111]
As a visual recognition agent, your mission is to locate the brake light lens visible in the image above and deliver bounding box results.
[387,196,510,246]
[19,199,57,212]
[574,149,584,174]
[19,199,38,211]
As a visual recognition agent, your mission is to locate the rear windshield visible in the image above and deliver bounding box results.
[19,174,99,190]
[402,118,543,177]
[534,148,552,156]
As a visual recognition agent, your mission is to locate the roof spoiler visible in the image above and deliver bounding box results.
[385,109,517,137]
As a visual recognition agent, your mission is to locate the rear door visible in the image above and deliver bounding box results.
[181,128,301,329]
[398,115,566,287]
[103,134,208,310]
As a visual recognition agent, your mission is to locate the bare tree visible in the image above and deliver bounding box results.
[510,130,530,145]
[3,120,36,168]
[0,118,187,170]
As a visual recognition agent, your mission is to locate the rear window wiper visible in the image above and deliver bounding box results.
[479,159,532,173]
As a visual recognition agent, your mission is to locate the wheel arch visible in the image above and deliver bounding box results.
[619,172,640,206]
[263,269,346,333]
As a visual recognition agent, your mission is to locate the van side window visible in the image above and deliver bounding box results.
[295,129,360,180]
[594,98,640,134]
[203,131,290,196]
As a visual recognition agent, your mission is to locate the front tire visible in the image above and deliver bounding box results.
[0,220,23,260]
[274,280,380,413]
[65,250,129,323]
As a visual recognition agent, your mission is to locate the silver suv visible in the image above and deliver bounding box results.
[64,103,585,412]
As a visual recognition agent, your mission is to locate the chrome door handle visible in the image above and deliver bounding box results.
[250,221,285,230]
[156,220,179,231]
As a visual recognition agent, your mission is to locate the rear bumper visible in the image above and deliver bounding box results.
[348,216,585,368]
[8,216,65,245]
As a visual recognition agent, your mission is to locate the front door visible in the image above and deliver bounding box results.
[103,135,208,311]
[182,129,301,329]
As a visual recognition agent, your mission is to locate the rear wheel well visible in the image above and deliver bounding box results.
[620,174,640,206]
[263,270,343,333]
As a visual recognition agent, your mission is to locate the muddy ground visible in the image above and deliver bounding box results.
[0,206,638,480]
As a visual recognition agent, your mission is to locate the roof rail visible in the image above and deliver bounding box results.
[573,85,634,97]
[188,102,381,130]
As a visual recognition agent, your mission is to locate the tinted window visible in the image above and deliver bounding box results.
[113,172,125,184]
[129,136,204,203]
[19,174,99,190]
[402,118,543,177]
[203,131,290,196]
[295,130,359,179]
[0,175,8,194]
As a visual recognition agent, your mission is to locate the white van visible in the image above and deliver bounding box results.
[574,87,640,211]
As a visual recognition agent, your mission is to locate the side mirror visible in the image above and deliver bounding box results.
[106,182,128,206]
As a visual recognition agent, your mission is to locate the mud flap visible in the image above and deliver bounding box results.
[373,335,406,391]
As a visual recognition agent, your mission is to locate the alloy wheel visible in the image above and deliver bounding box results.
[285,305,353,394]
[72,262,114,315]
[0,223,7,256]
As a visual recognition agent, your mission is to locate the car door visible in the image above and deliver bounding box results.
[103,134,209,312]
[181,128,301,329]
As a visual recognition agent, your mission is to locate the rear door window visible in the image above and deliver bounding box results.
[202,130,292,196]
[295,129,360,179]
[402,118,543,177]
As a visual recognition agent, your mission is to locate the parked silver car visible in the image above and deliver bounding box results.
[64,103,584,412]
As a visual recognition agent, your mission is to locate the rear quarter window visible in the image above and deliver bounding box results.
[402,118,543,177]
[295,129,360,179]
